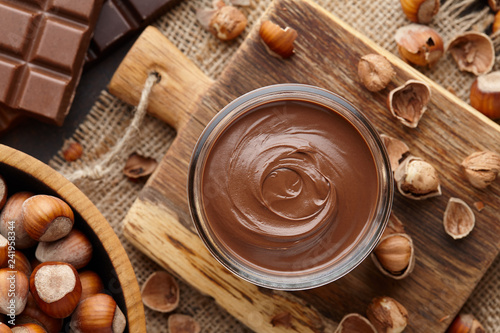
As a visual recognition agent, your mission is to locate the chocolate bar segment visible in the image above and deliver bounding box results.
[0,0,103,126]
[87,0,182,63]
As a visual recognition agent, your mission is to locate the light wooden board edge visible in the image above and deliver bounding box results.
[123,198,337,333]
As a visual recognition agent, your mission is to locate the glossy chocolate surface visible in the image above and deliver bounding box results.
[201,100,379,273]
[0,0,103,126]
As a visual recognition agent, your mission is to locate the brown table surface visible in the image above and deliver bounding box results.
[0,36,140,164]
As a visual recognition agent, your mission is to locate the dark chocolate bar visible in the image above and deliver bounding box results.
[86,0,182,63]
[0,0,103,126]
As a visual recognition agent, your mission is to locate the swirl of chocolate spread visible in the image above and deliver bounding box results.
[201,100,379,273]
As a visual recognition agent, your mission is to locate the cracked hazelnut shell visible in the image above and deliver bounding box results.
[358,54,395,92]
[395,156,441,200]
[366,297,408,333]
[387,80,431,128]
[380,134,410,172]
[400,0,440,24]
[443,198,475,240]
[461,150,500,189]
[141,271,179,313]
[470,71,500,120]
[447,32,495,76]
[334,313,377,333]
[395,24,444,67]
[372,233,415,279]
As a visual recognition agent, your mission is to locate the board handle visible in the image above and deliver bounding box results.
[108,26,213,131]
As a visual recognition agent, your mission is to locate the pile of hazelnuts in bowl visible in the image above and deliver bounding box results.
[0,171,126,333]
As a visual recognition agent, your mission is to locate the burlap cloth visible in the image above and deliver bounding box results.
[49,0,500,331]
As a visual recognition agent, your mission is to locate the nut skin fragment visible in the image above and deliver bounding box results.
[447,32,495,76]
[400,0,440,24]
[387,80,431,128]
[395,24,444,67]
[394,156,441,200]
[334,313,377,333]
[380,134,410,172]
[366,297,408,333]
[358,54,395,92]
[461,151,500,189]
[443,198,475,240]
[470,71,500,120]
[259,20,298,59]
[141,271,179,313]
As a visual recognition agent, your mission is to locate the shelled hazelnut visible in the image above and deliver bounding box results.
[259,20,298,59]
[461,150,500,189]
[196,1,247,41]
[372,233,415,279]
[358,54,395,92]
[394,156,441,199]
[62,142,83,162]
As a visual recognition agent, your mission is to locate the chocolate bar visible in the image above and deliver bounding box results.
[86,0,182,63]
[0,0,103,126]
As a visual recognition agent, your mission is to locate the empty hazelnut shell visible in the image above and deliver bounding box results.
[461,150,500,189]
[168,314,201,333]
[447,32,495,76]
[400,0,440,24]
[443,197,475,240]
[141,271,179,313]
[394,156,441,200]
[334,313,377,333]
[470,71,500,120]
[395,24,444,67]
[387,80,431,128]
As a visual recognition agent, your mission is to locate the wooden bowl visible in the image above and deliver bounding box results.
[0,144,146,332]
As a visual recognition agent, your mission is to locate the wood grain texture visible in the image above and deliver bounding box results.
[113,0,500,331]
[0,144,146,332]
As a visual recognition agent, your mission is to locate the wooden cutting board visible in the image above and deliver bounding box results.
[108,0,500,331]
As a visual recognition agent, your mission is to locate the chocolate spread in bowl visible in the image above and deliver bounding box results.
[200,99,379,274]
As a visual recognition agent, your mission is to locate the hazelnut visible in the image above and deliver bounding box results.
[489,0,500,12]
[380,134,410,172]
[69,293,126,333]
[62,142,83,162]
[259,20,298,59]
[470,71,500,120]
[0,323,12,332]
[16,294,63,333]
[22,195,74,242]
[0,269,29,315]
[141,271,179,313]
[168,314,201,333]
[461,151,500,189]
[0,175,6,210]
[196,3,247,41]
[35,229,92,270]
[78,271,104,301]
[10,251,32,277]
[358,54,396,92]
[29,262,82,318]
[0,192,37,249]
[447,32,495,76]
[395,24,444,67]
[123,153,158,180]
[387,80,431,128]
[493,11,500,33]
[334,313,377,333]
[0,235,7,268]
[443,198,475,240]
[447,313,485,333]
[366,297,408,333]
[394,156,441,200]
[400,0,440,24]
[10,323,46,333]
[372,233,415,279]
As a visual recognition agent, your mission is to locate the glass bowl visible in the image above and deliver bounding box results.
[188,84,393,290]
